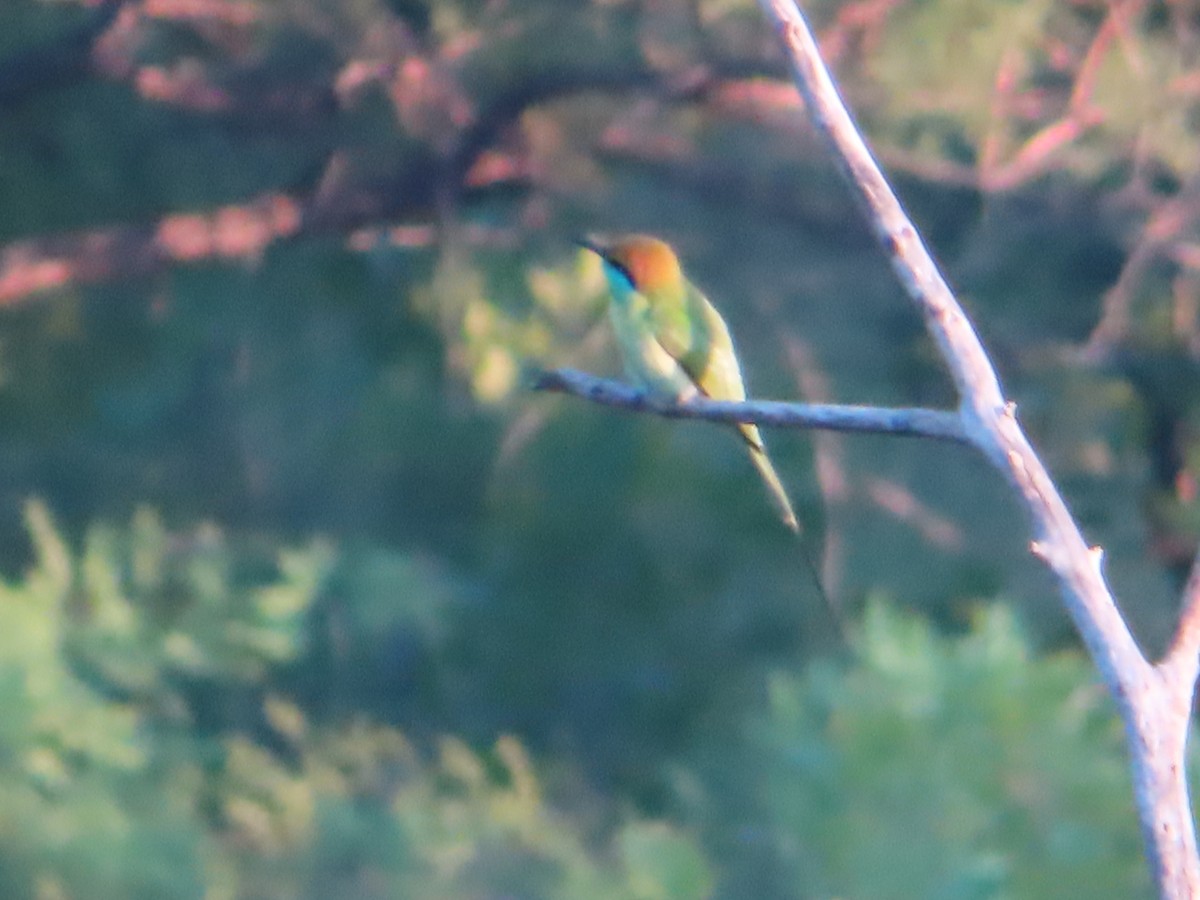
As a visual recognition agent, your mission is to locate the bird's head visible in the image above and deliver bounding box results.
[577,234,684,298]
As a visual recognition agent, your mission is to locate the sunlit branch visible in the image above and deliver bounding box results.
[756,0,1146,686]
[531,368,968,443]
[0,194,304,305]
[755,0,1197,895]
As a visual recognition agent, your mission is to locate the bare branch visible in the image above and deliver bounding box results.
[755,0,1198,894]
[530,368,969,444]
[755,0,1147,677]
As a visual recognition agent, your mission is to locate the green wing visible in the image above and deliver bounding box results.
[649,280,800,531]
[648,281,748,404]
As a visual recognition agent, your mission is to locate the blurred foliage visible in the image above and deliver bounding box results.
[0,507,1167,897]
[0,504,715,899]
[1,0,1200,895]
[750,603,1151,898]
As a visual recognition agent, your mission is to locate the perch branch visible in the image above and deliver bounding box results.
[531,368,968,444]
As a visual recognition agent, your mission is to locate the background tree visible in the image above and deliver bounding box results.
[1,0,1199,896]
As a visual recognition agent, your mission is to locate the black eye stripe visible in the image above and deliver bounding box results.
[604,259,634,286]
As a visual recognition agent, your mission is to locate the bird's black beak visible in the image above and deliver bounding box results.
[573,235,608,260]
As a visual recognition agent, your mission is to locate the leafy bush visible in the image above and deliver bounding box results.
[0,503,714,899]
[745,602,1150,899]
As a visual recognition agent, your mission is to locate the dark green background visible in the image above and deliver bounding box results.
[0,0,1191,896]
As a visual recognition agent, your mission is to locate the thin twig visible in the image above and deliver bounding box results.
[530,368,969,444]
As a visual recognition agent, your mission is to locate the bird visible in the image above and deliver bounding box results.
[577,233,800,533]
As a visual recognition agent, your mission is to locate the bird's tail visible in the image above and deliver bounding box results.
[740,424,844,638]
[740,424,800,533]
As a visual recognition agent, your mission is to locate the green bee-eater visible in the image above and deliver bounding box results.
[578,234,800,533]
